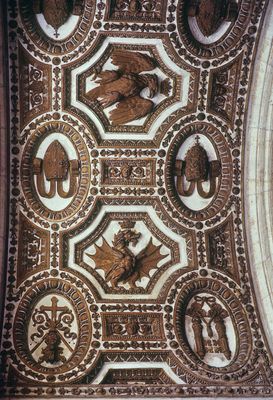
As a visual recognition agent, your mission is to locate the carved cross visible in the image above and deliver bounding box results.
[40,296,69,326]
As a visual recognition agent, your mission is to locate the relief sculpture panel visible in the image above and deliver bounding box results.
[105,0,167,23]
[1,0,273,398]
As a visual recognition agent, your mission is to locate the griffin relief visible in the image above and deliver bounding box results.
[86,49,170,126]
[86,221,167,289]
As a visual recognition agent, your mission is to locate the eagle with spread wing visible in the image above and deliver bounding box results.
[86,50,159,126]
[86,228,167,289]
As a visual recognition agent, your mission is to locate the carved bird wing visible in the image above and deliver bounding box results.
[86,238,123,274]
[94,70,120,84]
[110,96,154,125]
[86,84,108,102]
[111,50,157,73]
[136,238,168,278]
[86,77,120,103]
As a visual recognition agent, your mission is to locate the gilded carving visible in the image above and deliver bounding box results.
[102,312,164,341]
[19,44,51,129]
[186,295,231,361]
[174,278,253,375]
[174,135,221,199]
[17,213,50,286]
[205,214,239,283]
[33,140,80,199]
[68,204,192,297]
[187,0,238,37]
[13,279,95,381]
[86,221,167,289]
[101,368,174,384]
[105,0,167,23]
[30,296,77,364]
[86,50,165,125]
[32,0,83,37]
[21,122,90,220]
[101,159,156,186]
[2,0,273,396]
[165,123,232,221]
[71,39,193,139]
[207,55,243,126]
[176,0,253,58]
[19,0,95,55]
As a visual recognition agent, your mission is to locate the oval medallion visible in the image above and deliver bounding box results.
[165,123,232,221]
[13,279,94,381]
[174,279,252,375]
[19,0,95,55]
[176,0,253,58]
[21,121,90,221]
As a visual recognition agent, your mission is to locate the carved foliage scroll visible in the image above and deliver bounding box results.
[13,279,95,382]
[1,0,273,397]
[17,213,50,286]
[19,44,51,129]
[105,0,167,23]
[101,159,156,186]
[207,54,243,126]
[205,214,239,283]
[102,313,165,341]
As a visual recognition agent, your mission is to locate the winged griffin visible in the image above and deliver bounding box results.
[86,221,167,289]
[86,49,166,126]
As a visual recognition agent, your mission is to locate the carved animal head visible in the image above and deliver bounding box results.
[140,74,158,98]
[44,330,61,347]
[120,165,133,178]
[113,229,141,248]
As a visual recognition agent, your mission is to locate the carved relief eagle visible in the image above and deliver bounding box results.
[86,227,167,289]
[86,50,159,125]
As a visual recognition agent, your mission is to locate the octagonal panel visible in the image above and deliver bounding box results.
[64,34,197,143]
[62,205,192,300]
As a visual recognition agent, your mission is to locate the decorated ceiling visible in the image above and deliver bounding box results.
[0,0,273,398]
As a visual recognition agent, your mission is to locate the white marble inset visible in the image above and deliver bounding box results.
[188,17,232,45]
[92,362,186,384]
[244,5,273,354]
[35,13,79,40]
